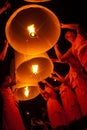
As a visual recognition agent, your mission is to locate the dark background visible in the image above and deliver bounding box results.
[0,0,87,129]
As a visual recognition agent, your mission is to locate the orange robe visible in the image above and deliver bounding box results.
[45,87,68,129]
[69,66,87,117]
[59,82,82,124]
[1,88,26,130]
[72,33,87,71]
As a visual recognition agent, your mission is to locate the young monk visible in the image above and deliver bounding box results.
[38,81,68,130]
[0,75,26,130]
[50,71,83,130]
[52,43,87,129]
[60,23,87,72]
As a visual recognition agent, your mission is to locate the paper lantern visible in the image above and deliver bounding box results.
[13,82,40,101]
[15,51,54,83]
[5,4,61,55]
[24,0,51,2]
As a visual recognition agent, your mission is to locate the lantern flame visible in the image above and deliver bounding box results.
[32,64,38,74]
[24,86,29,97]
[27,24,36,38]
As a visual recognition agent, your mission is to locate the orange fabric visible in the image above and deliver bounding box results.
[69,67,87,117]
[78,45,87,71]
[1,88,26,130]
[60,83,82,124]
[72,33,87,71]
[47,98,67,128]
[44,87,68,129]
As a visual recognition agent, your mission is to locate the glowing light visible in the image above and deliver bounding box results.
[54,79,57,81]
[24,86,29,97]
[32,64,38,74]
[26,111,29,115]
[27,24,36,38]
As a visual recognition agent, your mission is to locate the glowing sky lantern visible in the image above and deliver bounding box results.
[5,4,61,55]
[14,51,54,83]
[24,0,51,2]
[13,82,40,101]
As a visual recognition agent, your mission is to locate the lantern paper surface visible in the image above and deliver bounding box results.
[13,82,40,101]
[15,51,54,83]
[24,0,51,2]
[5,4,61,55]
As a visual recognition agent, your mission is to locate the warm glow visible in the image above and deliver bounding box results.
[54,79,57,81]
[27,24,36,38]
[32,64,38,74]
[24,86,29,97]
[26,111,29,115]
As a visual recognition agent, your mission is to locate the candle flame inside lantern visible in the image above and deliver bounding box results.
[24,86,29,97]
[27,24,37,38]
[32,64,38,74]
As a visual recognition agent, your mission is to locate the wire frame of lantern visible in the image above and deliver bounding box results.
[24,0,51,2]
[14,51,54,83]
[12,82,40,101]
[5,4,61,55]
